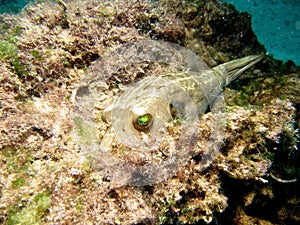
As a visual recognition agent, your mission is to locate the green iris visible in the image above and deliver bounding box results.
[134,114,153,131]
[138,115,150,125]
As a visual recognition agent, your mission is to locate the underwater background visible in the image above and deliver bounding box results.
[1,0,299,65]
[0,0,299,224]
[221,0,300,65]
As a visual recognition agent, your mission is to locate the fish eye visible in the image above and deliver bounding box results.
[133,114,153,131]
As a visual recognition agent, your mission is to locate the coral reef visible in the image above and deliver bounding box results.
[0,0,299,224]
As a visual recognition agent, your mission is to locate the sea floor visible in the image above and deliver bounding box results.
[0,1,299,224]
[1,0,300,65]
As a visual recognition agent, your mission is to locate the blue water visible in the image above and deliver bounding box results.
[1,0,300,65]
[0,0,35,14]
[221,0,300,65]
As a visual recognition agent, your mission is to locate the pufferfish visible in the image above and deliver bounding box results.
[74,40,263,186]
[103,49,263,152]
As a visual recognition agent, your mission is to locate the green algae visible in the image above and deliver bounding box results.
[0,40,24,75]
[12,177,26,189]
[31,49,43,61]
[7,191,51,225]
[0,25,27,77]
[2,148,33,174]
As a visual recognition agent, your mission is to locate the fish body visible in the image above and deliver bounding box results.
[74,40,263,185]
[108,55,263,151]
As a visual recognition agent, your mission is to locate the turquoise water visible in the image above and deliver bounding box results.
[1,0,300,65]
[0,0,35,14]
[221,0,300,65]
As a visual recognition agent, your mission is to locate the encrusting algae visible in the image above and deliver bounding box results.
[0,0,299,224]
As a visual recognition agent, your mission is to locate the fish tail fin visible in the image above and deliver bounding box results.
[213,55,263,86]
